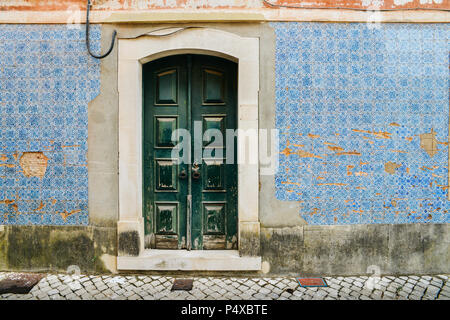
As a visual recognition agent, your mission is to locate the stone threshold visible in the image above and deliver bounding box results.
[117,250,261,271]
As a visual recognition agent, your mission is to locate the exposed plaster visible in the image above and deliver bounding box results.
[420,129,439,158]
[19,152,49,179]
[393,0,414,5]
[385,161,402,174]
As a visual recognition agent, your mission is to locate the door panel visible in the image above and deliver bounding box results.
[143,54,237,250]
[202,69,225,104]
[155,160,178,191]
[191,55,238,250]
[155,202,178,234]
[155,69,178,105]
[203,159,225,191]
[144,56,188,249]
[154,117,178,148]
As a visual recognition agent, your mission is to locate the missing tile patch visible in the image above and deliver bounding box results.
[19,152,49,179]
[384,161,402,174]
[420,129,439,158]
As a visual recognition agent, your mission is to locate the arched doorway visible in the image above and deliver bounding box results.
[117,28,260,270]
[142,54,238,250]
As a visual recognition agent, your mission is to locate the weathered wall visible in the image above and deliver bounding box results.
[273,22,450,225]
[0,0,447,10]
[264,0,448,10]
[0,24,118,273]
[1,1,448,24]
[0,20,449,275]
[260,223,450,276]
[88,23,119,228]
[0,25,101,226]
[261,22,450,275]
[0,224,117,273]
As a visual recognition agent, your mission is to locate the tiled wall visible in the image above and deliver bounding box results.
[0,25,100,225]
[273,23,450,225]
[2,22,449,227]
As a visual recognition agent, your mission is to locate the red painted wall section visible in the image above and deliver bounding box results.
[0,0,448,11]
[265,0,449,10]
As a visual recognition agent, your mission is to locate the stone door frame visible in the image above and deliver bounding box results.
[117,28,261,270]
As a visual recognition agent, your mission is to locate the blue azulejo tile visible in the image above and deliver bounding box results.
[77,212,89,225]
[272,22,450,225]
[0,24,100,226]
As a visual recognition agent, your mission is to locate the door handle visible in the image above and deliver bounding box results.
[179,170,187,180]
[192,170,200,180]
[192,169,201,180]
[192,161,200,180]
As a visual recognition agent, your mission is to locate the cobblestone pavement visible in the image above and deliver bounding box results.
[0,272,449,300]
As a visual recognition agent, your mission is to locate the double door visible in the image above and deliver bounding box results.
[143,54,238,250]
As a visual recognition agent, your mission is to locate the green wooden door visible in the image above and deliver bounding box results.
[143,54,238,250]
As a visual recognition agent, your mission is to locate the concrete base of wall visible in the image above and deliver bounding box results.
[0,225,117,274]
[260,224,450,276]
[1,223,449,276]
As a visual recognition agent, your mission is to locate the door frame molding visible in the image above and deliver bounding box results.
[117,28,261,270]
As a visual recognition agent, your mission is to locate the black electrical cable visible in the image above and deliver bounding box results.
[262,0,450,11]
[127,26,204,39]
[83,0,448,59]
[86,0,117,59]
